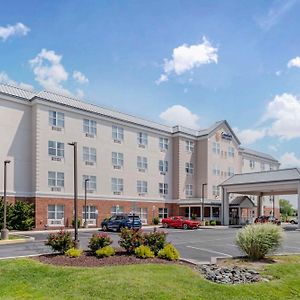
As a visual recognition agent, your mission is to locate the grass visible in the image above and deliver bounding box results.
[0,234,23,241]
[0,256,299,299]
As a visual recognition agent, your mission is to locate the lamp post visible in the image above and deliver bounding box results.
[272,195,275,218]
[68,142,79,248]
[84,178,90,228]
[1,160,10,240]
[201,183,207,222]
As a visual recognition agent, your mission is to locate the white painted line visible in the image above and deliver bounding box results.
[282,246,300,251]
[173,237,233,246]
[186,245,232,257]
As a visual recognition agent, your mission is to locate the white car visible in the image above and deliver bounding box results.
[290,218,298,224]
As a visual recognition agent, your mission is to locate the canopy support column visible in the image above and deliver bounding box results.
[298,182,300,230]
[222,188,229,225]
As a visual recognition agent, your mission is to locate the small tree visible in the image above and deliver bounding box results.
[279,199,294,221]
[8,201,35,230]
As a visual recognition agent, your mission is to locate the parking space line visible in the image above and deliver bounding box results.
[172,237,233,246]
[283,245,300,251]
[186,246,232,257]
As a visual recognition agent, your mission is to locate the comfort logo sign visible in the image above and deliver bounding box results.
[221,132,232,140]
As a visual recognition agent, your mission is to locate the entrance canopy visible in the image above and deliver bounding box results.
[220,168,300,228]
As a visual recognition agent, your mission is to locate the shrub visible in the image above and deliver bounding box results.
[119,228,144,254]
[210,220,216,226]
[191,214,197,220]
[158,244,180,261]
[95,246,115,258]
[135,245,154,259]
[236,223,283,260]
[88,233,113,254]
[65,247,82,258]
[152,217,159,225]
[45,230,73,253]
[72,219,81,228]
[144,230,167,255]
[216,220,221,226]
[205,221,210,226]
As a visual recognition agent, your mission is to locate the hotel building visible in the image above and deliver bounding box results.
[0,84,280,228]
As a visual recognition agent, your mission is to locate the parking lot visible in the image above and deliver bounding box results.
[1,225,300,264]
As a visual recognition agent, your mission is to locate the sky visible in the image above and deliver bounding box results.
[1,0,300,173]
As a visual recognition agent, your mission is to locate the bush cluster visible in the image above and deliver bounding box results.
[118,228,145,254]
[236,223,283,260]
[88,233,113,254]
[152,217,159,225]
[209,220,216,226]
[158,244,180,261]
[135,245,154,259]
[45,230,74,253]
[144,230,167,255]
[65,247,82,258]
[95,246,115,258]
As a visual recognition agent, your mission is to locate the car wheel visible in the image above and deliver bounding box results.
[102,225,108,231]
[163,223,169,228]
[183,223,188,230]
[291,220,295,224]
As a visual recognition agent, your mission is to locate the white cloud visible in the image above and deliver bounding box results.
[268,145,278,152]
[155,74,168,85]
[279,152,300,168]
[0,71,34,90]
[235,128,266,145]
[0,22,30,41]
[275,70,282,76]
[76,89,84,98]
[263,93,300,140]
[159,105,200,129]
[29,49,70,94]
[73,71,89,84]
[157,37,218,84]
[287,56,300,68]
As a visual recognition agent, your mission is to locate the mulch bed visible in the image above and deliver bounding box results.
[33,250,188,268]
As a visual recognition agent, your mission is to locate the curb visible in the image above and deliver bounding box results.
[180,257,211,265]
[0,252,53,260]
[0,235,35,245]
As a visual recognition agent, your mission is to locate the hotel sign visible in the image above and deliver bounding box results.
[221,132,232,140]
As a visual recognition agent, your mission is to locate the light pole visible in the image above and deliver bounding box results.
[1,160,10,240]
[201,183,207,222]
[84,178,90,228]
[68,142,79,248]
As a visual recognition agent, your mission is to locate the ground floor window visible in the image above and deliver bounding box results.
[48,204,64,226]
[158,208,168,219]
[136,207,148,225]
[212,207,220,218]
[111,205,124,215]
[82,205,97,225]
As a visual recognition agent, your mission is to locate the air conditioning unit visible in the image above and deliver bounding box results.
[138,144,145,148]
[113,191,121,195]
[85,161,95,166]
[51,157,62,161]
[49,219,64,226]
[160,172,166,175]
[138,193,146,196]
[51,126,62,132]
[85,133,95,138]
[114,139,121,144]
[113,165,121,169]
[51,187,61,192]
[87,190,94,193]
[138,168,145,172]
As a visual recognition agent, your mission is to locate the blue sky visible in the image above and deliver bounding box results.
[1,0,300,169]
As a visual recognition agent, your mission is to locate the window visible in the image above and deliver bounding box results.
[270,165,274,171]
[112,125,124,141]
[83,119,97,135]
[213,165,220,176]
[82,205,97,225]
[137,132,148,146]
[227,167,234,177]
[112,178,123,193]
[250,160,255,169]
[213,142,220,155]
[137,207,148,224]
[261,163,265,171]
[228,147,235,157]
[48,171,64,187]
[48,204,64,226]
[159,160,168,173]
[159,183,168,195]
[83,147,96,163]
[49,111,64,128]
[159,208,168,219]
[48,141,64,158]
[112,152,124,168]
[186,140,194,152]
[82,175,97,191]
[137,156,148,170]
[111,205,124,215]
[186,184,193,197]
[137,180,148,194]
[159,137,169,150]
[185,162,194,174]
[212,185,220,197]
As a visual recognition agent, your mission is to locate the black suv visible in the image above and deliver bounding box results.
[101,214,142,232]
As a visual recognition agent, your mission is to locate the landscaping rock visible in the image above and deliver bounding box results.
[198,264,262,284]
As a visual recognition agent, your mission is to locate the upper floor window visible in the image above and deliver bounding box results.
[186,140,194,152]
[137,180,148,194]
[112,125,124,141]
[112,178,124,193]
[186,184,193,197]
[270,165,274,171]
[228,147,235,157]
[159,183,168,195]
[83,147,96,164]
[185,162,194,174]
[212,185,220,197]
[137,156,148,170]
[213,142,220,155]
[159,137,169,150]
[48,141,64,158]
[83,119,97,136]
[213,165,220,176]
[112,152,124,168]
[227,167,234,177]
[250,160,255,169]
[48,171,64,187]
[137,132,148,146]
[49,111,64,128]
[82,175,97,191]
[261,163,265,171]
[159,160,168,173]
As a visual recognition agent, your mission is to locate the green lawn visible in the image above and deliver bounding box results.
[0,256,300,300]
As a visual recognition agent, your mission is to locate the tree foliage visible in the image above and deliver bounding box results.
[279,199,294,218]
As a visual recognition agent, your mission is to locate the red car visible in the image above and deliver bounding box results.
[254,215,281,226]
[162,216,200,229]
